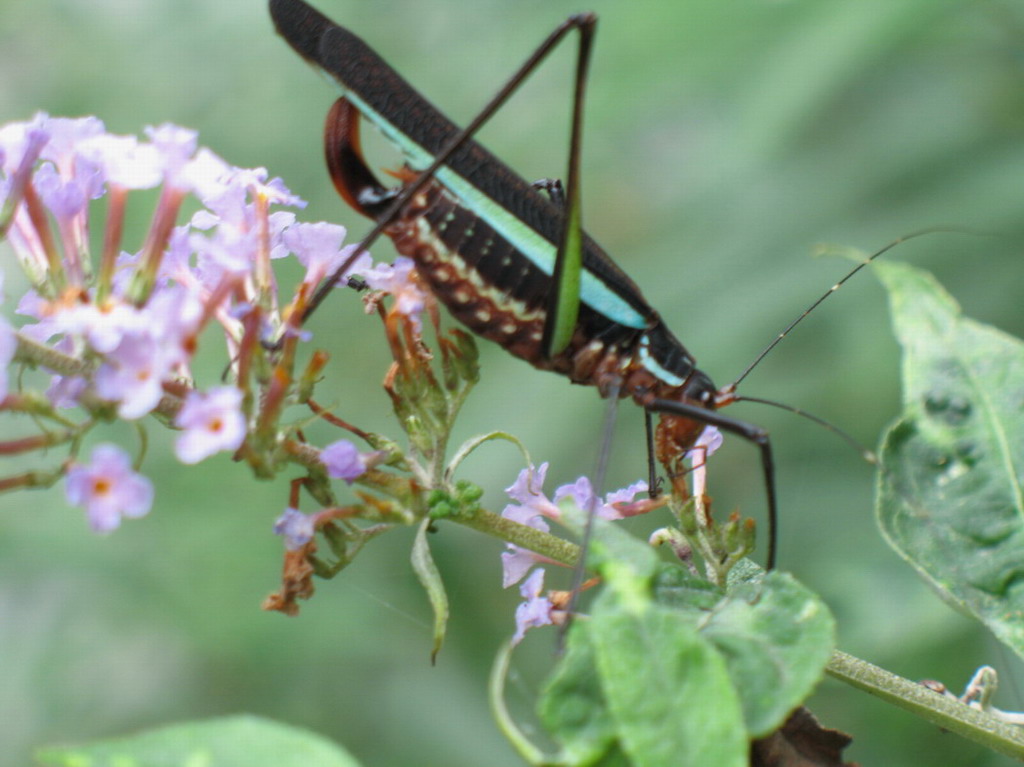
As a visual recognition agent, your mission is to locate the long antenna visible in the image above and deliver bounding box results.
[731,226,993,389]
[733,394,876,463]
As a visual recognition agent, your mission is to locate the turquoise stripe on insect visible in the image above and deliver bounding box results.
[340,88,648,331]
[639,340,686,387]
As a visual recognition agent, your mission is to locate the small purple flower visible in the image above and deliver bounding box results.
[281,221,369,286]
[505,461,550,505]
[46,374,87,409]
[49,300,148,354]
[233,166,304,208]
[76,132,162,190]
[144,123,198,187]
[512,568,554,645]
[0,113,51,176]
[273,507,315,550]
[190,225,257,281]
[38,115,105,170]
[320,439,368,483]
[689,426,723,499]
[553,475,648,522]
[502,462,647,527]
[499,463,559,586]
[503,462,559,518]
[65,443,154,533]
[357,257,428,322]
[500,546,545,590]
[174,386,246,464]
[499,463,649,586]
[95,331,181,419]
[604,479,651,509]
[33,161,88,221]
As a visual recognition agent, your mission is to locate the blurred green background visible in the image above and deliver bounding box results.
[3,0,1024,764]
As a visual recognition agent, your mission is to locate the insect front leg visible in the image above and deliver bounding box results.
[646,397,777,570]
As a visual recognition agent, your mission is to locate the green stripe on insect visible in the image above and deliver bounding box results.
[341,88,647,330]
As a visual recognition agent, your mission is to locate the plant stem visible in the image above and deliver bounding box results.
[826,650,1024,760]
[454,506,581,568]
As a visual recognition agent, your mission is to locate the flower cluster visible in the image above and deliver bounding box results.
[1,113,735,646]
[499,462,649,643]
[0,114,409,533]
[503,425,723,644]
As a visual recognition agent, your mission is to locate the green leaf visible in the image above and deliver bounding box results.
[874,260,1024,658]
[704,571,835,737]
[582,516,659,611]
[537,625,623,766]
[590,603,747,767]
[539,514,832,762]
[34,715,361,767]
[411,518,449,663]
[651,565,725,613]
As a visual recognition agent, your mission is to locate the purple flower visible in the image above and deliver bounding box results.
[0,113,51,175]
[320,439,369,483]
[281,221,369,286]
[512,568,554,645]
[38,116,105,170]
[232,166,304,208]
[144,123,198,187]
[357,257,428,323]
[273,507,315,550]
[499,463,649,587]
[47,300,148,354]
[46,374,87,409]
[502,462,647,527]
[499,464,559,586]
[553,475,648,522]
[95,331,182,419]
[65,444,154,533]
[76,132,162,190]
[500,546,545,589]
[188,158,303,235]
[33,161,88,220]
[190,225,257,281]
[604,479,651,509]
[505,461,550,505]
[689,426,723,499]
[174,386,246,464]
[503,462,560,517]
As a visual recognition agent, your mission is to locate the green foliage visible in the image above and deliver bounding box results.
[34,715,361,767]
[534,524,834,766]
[874,260,1024,660]
[5,1,1024,766]
[412,518,449,662]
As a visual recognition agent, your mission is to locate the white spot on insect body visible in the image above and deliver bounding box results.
[411,212,545,325]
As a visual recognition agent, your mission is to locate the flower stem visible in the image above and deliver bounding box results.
[826,649,1024,759]
[453,506,580,567]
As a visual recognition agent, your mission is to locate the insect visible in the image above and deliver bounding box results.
[270,0,870,571]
